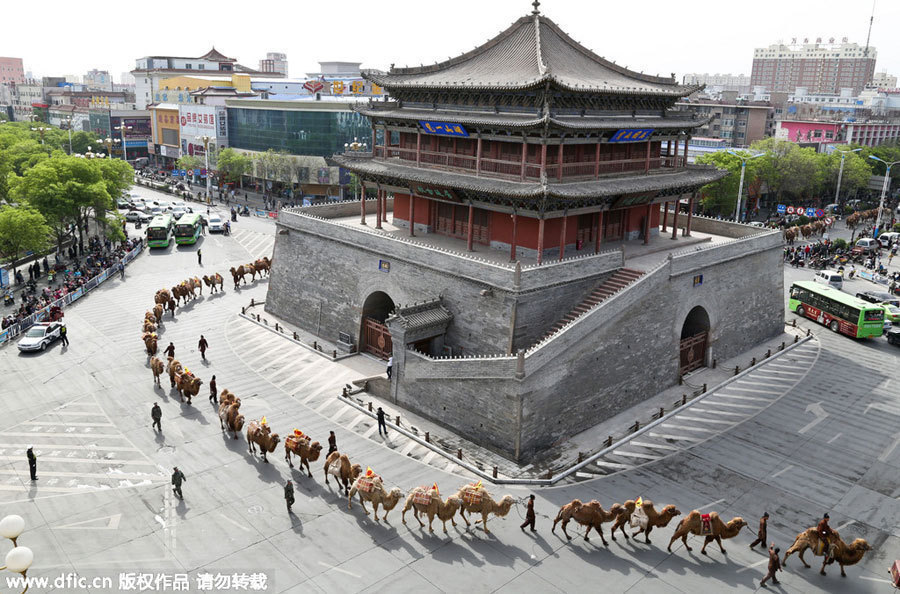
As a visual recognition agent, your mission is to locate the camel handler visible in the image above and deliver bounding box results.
[164,342,175,358]
[817,513,835,559]
[171,467,186,499]
[151,403,162,432]
[520,494,536,532]
[327,431,337,456]
[208,375,217,404]
[760,543,782,587]
[749,512,769,549]
[284,480,295,513]
[198,335,209,360]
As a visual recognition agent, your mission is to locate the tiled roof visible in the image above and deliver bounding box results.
[333,155,726,200]
[356,104,710,131]
[365,14,701,97]
[389,299,453,332]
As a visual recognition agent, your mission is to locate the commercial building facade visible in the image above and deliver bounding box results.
[0,57,25,84]
[751,39,876,95]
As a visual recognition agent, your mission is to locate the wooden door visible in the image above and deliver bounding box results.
[576,214,593,248]
[679,331,708,375]
[604,210,624,241]
[363,317,393,360]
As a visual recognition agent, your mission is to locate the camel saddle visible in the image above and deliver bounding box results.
[412,489,432,506]
[461,487,483,506]
[700,513,713,536]
[287,435,309,448]
[891,560,900,587]
[630,507,649,529]
[357,477,378,493]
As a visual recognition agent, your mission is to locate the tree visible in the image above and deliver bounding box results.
[819,150,872,202]
[176,155,203,172]
[69,131,99,155]
[695,151,759,216]
[215,148,252,187]
[0,205,50,274]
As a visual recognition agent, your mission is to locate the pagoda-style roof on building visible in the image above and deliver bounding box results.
[356,102,710,132]
[198,47,235,62]
[364,13,701,97]
[334,154,725,205]
[387,299,453,342]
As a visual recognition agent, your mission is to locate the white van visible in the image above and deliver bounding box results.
[814,271,843,290]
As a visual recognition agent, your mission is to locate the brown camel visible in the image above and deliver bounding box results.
[783,529,872,577]
[166,357,183,388]
[348,475,403,522]
[323,451,362,496]
[453,484,515,534]
[552,499,622,545]
[783,228,796,243]
[152,303,164,324]
[202,273,224,293]
[144,310,158,324]
[284,433,322,477]
[667,510,748,555]
[245,263,257,281]
[246,420,280,463]
[608,499,637,541]
[253,258,270,276]
[170,285,185,305]
[631,500,681,544]
[142,332,158,356]
[229,266,247,289]
[174,369,202,405]
[142,320,157,334]
[217,390,244,439]
[401,486,461,533]
[186,276,202,296]
[150,356,165,386]
[154,288,171,305]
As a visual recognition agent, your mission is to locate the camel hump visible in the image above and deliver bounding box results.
[570,498,583,508]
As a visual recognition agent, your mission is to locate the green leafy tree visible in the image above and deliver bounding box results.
[215,148,252,187]
[0,205,50,274]
[69,131,99,155]
[176,155,203,172]
[695,151,758,216]
[819,150,873,202]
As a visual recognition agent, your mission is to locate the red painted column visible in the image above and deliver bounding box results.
[382,191,388,223]
[644,203,652,245]
[686,193,694,236]
[466,204,474,251]
[409,195,415,237]
[475,136,482,176]
[671,199,680,239]
[510,212,518,262]
[540,142,547,178]
[662,202,668,232]
[558,214,567,261]
[673,135,680,167]
[520,141,527,180]
[595,211,604,252]
[416,131,422,167]
[375,189,382,229]
[594,142,601,178]
[557,142,564,181]
[644,140,651,173]
[360,186,367,225]
[537,218,545,265]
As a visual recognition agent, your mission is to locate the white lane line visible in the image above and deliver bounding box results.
[399,441,418,456]
[0,456,155,466]
[52,412,108,417]
[827,432,842,444]
[345,413,367,429]
[754,367,804,376]
[444,461,459,473]
[737,378,791,386]
[329,408,352,423]
[859,576,893,584]
[720,386,780,395]
[243,346,281,368]
[421,451,438,465]
[767,363,807,371]
[835,520,854,532]
[22,422,115,428]
[647,433,703,442]
[0,444,139,452]
[771,465,794,478]
[217,512,252,532]
[594,460,629,469]
[673,416,734,426]
[237,340,278,362]
[293,364,343,394]
[253,350,299,373]
[317,562,360,578]
[701,401,762,410]
[0,484,114,493]
[271,365,314,388]
[689,408,746,417]
[659,424,717,433]
[736,559,769,573]
[0,432,126,439]
[629,441,682,451]
[314,399,333,414]
[715,393,771,402]
[362,425,378,439]
[611,451,663,460]
[0,469,162,480]
[699,498,726,510]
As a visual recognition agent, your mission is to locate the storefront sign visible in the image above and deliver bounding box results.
[179,105,216,140]
[160,145,180,159]
[412,184,459,202]
[215,106,228,143]
[419,121,469,137]
[609,128,654,142]
[303,80,324,93]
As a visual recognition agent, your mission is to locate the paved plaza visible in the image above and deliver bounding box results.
[0,188,898,592]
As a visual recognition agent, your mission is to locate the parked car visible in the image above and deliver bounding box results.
[124,211,143,222]
[171,207,187,220]
[17,322,63,352]
[852,238,881,256]
[887,327,900,346]
[116,198,131,210]
[856,291,900,307]
[877,232,900,245]
[814,271,843,290]
[207,215,225,232]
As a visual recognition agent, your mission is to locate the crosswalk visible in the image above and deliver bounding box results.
[224,318,470,476]
[0,395,166,502]
[578,339,820,479]
[231,228,275,260]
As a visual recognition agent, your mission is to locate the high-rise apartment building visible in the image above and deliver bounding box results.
[751,38,876,95]
[872,71,897,88]
[682,73,750,92]
[259,52,288,76]
[0,57,25,84]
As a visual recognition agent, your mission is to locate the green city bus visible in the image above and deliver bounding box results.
[789,281,885,338]
[146,214,175,248]
[175,213,202,245]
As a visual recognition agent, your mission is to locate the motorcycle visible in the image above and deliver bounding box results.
[3,291,13,307]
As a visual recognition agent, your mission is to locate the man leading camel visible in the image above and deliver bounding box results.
[198,335,209,360]
[164,342,175,358]
[750,512,769,549]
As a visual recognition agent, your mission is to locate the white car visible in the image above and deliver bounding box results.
[208,215,225,232]
[18,322,63,352]
[171,208,187,220]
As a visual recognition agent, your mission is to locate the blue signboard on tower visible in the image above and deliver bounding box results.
[609,129,655,143]
[419,121,469,137]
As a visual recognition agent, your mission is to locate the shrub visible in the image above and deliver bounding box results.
[832,238,848,250]
[797,215,810,225]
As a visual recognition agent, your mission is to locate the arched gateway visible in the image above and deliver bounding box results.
[360,291,395,360]
[679,305,710,374]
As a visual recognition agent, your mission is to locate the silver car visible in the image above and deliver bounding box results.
[17,322,63,352]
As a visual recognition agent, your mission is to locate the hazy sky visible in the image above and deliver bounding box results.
[4,0,898,84]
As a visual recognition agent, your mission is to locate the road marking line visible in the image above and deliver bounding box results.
[317,561,360,578]
[771,465,793,478]
[362,425,378,439]
[835,520,854,532]
[52,412,107,416]
[0,484,112,493]
[647,433,702,442]
[701,401,762,410]
[0,432,126,439]
[0,456,155,466]
[859,576,893,584]
[399,441,418,456]
[0,444,139,452]
[827,432,842,444]
[421,451,437,464]
[314,399,333,414]
[243,346,280,367]
[444,461,460,472]
[57,513,122,530]
[689,408,745,417]
[329,408,352,423]
[673,416,734,425]
[346,413,367,429]
[21,421,115,427]
[736,559,769,573]
[659,424,716,433]
[253,349,298,373]
[715,393,771,402]
[754,368,804,376]
[237,340,277,362]
[217,512,252,532]
[0,469,162,480]
[594,460,629,469]
[720,386,780,395]
[611,450,663,460]
[271,365,313,388]
[629,441,682,451]
[699,498,725,510]
[293,364,343,394]
[736,378,791,386]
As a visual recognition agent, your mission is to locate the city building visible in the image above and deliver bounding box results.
[153,73,252,105]
[265,8,784,460]
[88,109,152,162]
[0,57,25,84]
[259,52,288,76]
[48,104,90,132]
[682,73,750,92]
[132,48,283,109]
[83,69,113,91]
[189,86,256,106]
[676,93,773,147]
[751,38,876,95]
[871,71,897,88]
[10,79,44,121]
[773,117,900,149]
[149,103,181,167]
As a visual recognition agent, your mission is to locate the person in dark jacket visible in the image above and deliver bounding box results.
[760,543,782,587]
[327,431,337,456]
[171,467,186,499]
[377,407,387,436]
[750,512,769,549]
[27,447,37,480]
[284,480,295,513]
[59,325,69,346]
[209,375,217,404]
[151,403,162,431]
[164,342,175,358]
[520,494,536,532]
[198,335,209,360]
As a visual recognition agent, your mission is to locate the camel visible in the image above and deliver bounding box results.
[284,433,322,477]
[323,451,362,496]
[253,258,270,277]
[245,263,258,281]
[783,529,872,577]
[552,499,623,545]
[144,310,158,324]
[149,356,164,387]
[152,304,164,325]
[170,285,185,305]
[631,500,681,544]
[246,420,280,463]
[401,486,461,533]
[174,369,202,405]
[166,357,183,388]
[453,484,514,534]
[783,228,796,243]
[348,475,403,522]
[229,266,247,289]
[609,499,637,541]
[800,224,812,239]
[142,320,157,334]
[142,332,158,356]
[217,390,244,439]
[154,288,171,306]
[186,276,202,296]
[202,273,224,294]
[667,510,747,555]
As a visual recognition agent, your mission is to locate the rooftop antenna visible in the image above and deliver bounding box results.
[863,0,875,57]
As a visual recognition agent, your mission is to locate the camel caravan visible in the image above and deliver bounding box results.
[230,257,271,290]
[782,219,832,244]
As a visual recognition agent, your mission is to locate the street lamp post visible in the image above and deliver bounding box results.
[727,150,765,222]
[114,122,133,163]
[196,135,213,204]
[30,126,49,145]
[834,147,862,205]
[869,155,900,236]
[64,116,74,154]
[98,137,120,160]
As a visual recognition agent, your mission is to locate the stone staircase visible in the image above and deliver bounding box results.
[537,268,645,343]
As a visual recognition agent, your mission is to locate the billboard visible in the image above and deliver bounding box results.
[178,105,216,139]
